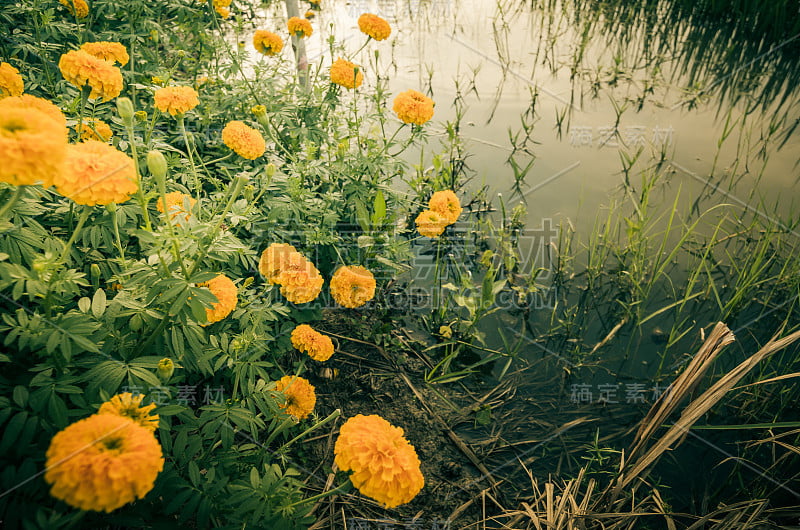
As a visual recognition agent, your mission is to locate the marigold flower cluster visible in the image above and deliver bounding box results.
[58,0,88,18]
[0,62,24,99]
[358,13,392,41]
[222,120,266,159]
[213,0,231,18]
[287,16,313,38]
[75,118,113,142]
[44,407,164,512]
[0,98,68,187]
[58,50,123,102]
[253,30,284,56]
[416,190,462,238]
[329,265,376,309]
[54,140,138,205]
[80,41,130,66]
[330,58,363,89]
[393,89,435,125]
[291,324,335,362]
[334,414,424,508]
[156,191,197,221]
[198,274,238,324]
[98,392,159,432]
[275,375,316,419]
[153,86,200,116]
[258,243,324,304]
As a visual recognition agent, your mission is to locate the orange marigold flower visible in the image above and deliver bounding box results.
[222,120,266,160]
[287,16,313,38]
[198,274,238,324]
[291,324,334,362]
[0,104,68,187]
[253,30,284,56]
[0,62,24,99]
[80,41,130,66]
[334,414,424,508]
[258,243,299,283]
[75,118,113,142]
[428,190,461,225]
[392,89,434,126]
[156,191,197,221]
[415,209,447,238]
[304,10,315,19]
[212,0,231,15]
[329,265,376,309]
[358,13,391,41]
[153,86,199,116]
[275,375,316,419]
[330,58,363,89]
[0,94,67,128]
[44,414,164,513]
[58,0,89,18]
[58,50,123,102]
[98,392,159,432]
[275,252,324,304]
[54,140,138,205]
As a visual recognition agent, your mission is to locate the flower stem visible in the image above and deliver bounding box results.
[59,206,91,264]
[0,186,25,221]
[285,481,352,509]
[280,409,340,452]
[123,120,152,231]
[178,114,202,197]
[110,204,127,265]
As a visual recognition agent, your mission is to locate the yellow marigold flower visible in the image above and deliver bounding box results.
[358,13,391,41]
[0,94,67,128]
[330,58,363,89]
[58,50,123,102]
[153,86,200,116]
[275,375,316,419]
[428,190,461,225]
[415,209,447,238]
[393,89,435,126]
[334,414,424,508]
[80,41,130,66]
[291,324,334,362]
[44,414,164,513]
[287,16,313,38]
[222,120,266,160]
[258,242,299,283]
[75,118,113,142]
[98,392,159,432]
[198,274,238,324]
[0,62,24,99]
[253,30,284,56]
[275,253,324,304]
[156,191,196,221]
[329,265,376,309]
[0,105,68,187]
[55,140,138,205]
[151,76,165,86]
[215,6,230,18]
[58,0,89,18]
[305,10,315,19]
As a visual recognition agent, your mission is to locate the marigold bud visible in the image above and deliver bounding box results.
[146,150,168,180]
[157,358,174,382]
[116,97,134,124]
